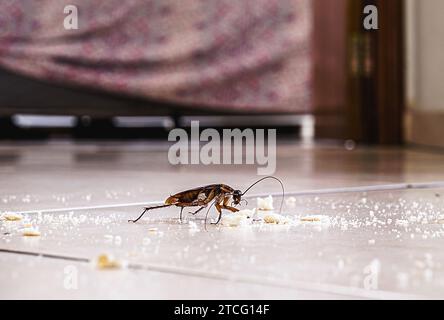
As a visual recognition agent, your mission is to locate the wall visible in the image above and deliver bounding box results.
[405,0,444,147]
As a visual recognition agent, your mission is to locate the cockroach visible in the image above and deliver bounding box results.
[128,176,284,226]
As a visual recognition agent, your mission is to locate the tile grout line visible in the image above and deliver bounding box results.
[0,248,423,300]
[8,181,444,215]
[0,248,89,263]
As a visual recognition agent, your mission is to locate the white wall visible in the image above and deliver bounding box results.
[406,0,444,111]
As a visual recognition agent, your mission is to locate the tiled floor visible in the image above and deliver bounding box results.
[1,141,444,299]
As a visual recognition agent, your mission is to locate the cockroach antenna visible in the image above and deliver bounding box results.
[241,176,285,214]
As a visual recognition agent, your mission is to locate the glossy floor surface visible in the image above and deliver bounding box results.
[1,141,444,299]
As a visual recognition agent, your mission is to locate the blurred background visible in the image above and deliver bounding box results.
[0,0,440,148]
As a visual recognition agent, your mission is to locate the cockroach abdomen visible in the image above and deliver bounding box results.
[165,196,179,205]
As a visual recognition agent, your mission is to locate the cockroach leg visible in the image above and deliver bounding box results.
[204,201,217,230]
[211,214,223,225]
[223,196,240,212]
[211,203,223,225]
[179,207,184,223]
[189,206,205,215]
[129,207,148,223]
[128,204,172,223]
[222,205,239,213]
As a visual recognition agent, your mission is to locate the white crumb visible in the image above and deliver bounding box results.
[236,209,256,218]
[285,196,297,206]
[396,219,409,227]
[221,209,255,227]
[221,214,250,227]
[104,234,114,243]
[257,196,274,211]
[114,236,122,246]
[188,221,199,229]
[188,221,200,234]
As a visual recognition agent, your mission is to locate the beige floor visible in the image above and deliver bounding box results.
[1,141,444,299]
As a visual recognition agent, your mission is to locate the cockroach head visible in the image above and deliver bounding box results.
[232,190,242,205]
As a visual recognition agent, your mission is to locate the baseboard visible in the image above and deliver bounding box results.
[405,109,444,148]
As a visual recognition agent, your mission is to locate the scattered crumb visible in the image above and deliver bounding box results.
[396,219,409,227]
[220,209,255,227]
[285,196,297,206]
[22,228,41,237]
[188,221,199,229]
[236,209,256,218]
[257,196,274,211]
[95,254,121,270]
[114,236,122,245]
[262,213,289,225]
[220,208,294,227]
[188,221,200,234]
[221,215,245,227]
[148,227,158,232]
[2,213,23,221]
[299,215,331,228]
[300,216,321,222]
[221,214,250,227]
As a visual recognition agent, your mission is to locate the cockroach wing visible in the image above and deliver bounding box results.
[165,188,205,204]
[165,184,226,205]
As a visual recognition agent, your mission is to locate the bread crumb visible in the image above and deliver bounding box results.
[300,216,321,222]
[221,215,248,227]
[148,227,158,232]
[95,254,121,270]
[285,196,297,206]
[221,209,255,227]
[263,213,289,225]
[2,213,23,221]
[257,196,274,211]
[22,228,41,237]
[236,209,255,218]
